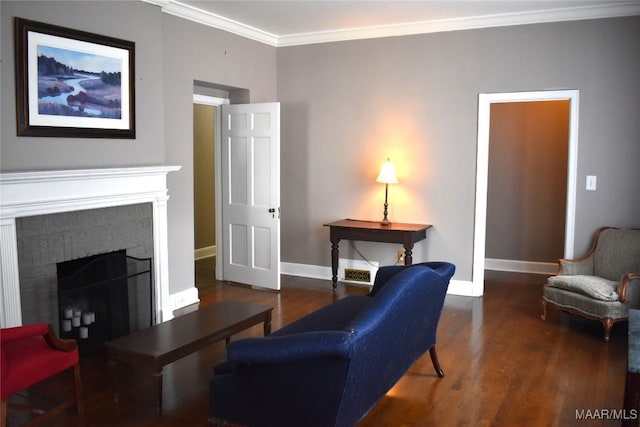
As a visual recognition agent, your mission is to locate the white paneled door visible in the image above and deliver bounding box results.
[221,103,280,290]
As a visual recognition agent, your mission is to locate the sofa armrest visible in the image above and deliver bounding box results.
[370,262,455,296]
[369,265,406,296]
[226,331,353,364]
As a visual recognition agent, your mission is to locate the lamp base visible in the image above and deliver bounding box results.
[380,187,391,226]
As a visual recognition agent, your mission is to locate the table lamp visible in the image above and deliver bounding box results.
[376,158,398,226]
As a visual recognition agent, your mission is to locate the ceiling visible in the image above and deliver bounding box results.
[148,0,640,46]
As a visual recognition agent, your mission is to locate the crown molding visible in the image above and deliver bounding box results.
[142,1,640,47]
[141,0,278,46]
[278,3,640,46]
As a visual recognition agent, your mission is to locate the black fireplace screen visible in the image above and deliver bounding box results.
[57,250,153,354]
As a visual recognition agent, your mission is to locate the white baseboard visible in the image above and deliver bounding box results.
[281,262,331,280]
[447,279,476,297]
[485,258,557,275]
[281,261,476,296]
[166,287,200,320]
[195,245,216,260]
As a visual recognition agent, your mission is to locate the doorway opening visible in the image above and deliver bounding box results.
[192,83,281,291]
[485,100,570,274]
[193,94,228,287]
[473,90,579,296]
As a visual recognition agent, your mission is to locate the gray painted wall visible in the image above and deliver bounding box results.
[2,1,639,291]
[1,1,165,169]
[278,17,640,280]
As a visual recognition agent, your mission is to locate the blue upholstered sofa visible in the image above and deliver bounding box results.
[209,261,455,427]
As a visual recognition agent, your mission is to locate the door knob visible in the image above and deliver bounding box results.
[268,208,280,219]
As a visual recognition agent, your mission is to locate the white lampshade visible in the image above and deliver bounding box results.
[376,159,399,185]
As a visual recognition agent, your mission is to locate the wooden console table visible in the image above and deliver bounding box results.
[323,219,432,290]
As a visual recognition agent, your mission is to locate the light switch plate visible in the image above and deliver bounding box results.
[586,175,597,191]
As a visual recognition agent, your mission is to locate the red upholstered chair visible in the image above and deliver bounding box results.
[1,323,83,426]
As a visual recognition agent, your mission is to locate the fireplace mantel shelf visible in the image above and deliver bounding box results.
[0,166,181,328]
[1,166,181,218]
[0,166,180,182]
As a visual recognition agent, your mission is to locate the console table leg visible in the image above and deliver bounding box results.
[330,240,340,290]
[404,246,414,265]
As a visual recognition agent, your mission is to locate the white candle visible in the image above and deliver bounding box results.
[64,308,73,319]
[72,316,81,327]
[89,312,96,323]
[79,327,88,339]
[62,319,72,332]
[83,313,92,325]
[74,308,82,317]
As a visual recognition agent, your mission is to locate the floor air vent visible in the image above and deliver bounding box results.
[339,258,378,286]
[344,269,371,283]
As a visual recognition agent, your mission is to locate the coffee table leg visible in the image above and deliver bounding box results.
[264,311,272,336]
[109,359,119,402]
[153,370,163,415]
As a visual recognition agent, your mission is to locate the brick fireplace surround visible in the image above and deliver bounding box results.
[0,166,180,328]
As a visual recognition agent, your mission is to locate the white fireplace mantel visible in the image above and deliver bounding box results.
[0,166,181,328]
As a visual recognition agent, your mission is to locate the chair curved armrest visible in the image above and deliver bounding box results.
[226,331,353,365]
[1,322,48,342]
[618,273,640,303]
[558,227,620,276]
[44,324,77,352]
[1,323,76,352]
[558,257,594,275]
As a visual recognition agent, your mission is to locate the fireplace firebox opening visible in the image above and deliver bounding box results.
[57,250,153,354]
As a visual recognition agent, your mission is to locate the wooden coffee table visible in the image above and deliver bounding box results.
[105,300,272,414]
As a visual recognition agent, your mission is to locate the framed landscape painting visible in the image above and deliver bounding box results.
[14,18,136,138]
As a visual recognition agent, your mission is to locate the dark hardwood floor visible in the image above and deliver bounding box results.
[6,259,628,426]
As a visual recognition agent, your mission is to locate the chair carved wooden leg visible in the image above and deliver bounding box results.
[2,399,8,427]
[429,346,444,377]
[603,318,613,342]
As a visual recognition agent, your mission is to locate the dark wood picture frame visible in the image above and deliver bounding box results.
[14,17,136,138]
